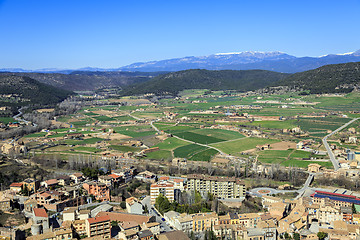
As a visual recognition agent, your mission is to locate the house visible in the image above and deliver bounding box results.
[98,175,114,187]
[57,175,71,186]
[137,229,154,240]
[22,178,40,192]
[43,179,58,188]
[9,182,23,193]
[27,228,73,240]
[135,171,157,183]
[70,173,84,184]
[32,208,50,235]
[126,197,143,214]
[308,163,323,173]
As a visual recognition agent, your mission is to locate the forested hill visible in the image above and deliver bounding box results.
[120,69,289,95]
[0,75,74,106]
[277,62,360,93]
[0,71,164,91]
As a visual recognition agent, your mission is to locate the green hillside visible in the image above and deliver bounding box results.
[0,75,74,107]
[278,61,360,93]
[121,69,289,96]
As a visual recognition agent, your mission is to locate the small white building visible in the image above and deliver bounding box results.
[126,197,143,214]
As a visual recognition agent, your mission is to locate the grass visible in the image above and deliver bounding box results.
[108,145,140,152]
[0,117,15,124]
[173,131,224,144]
[153,137,190,150]
[93,115,115,122]
[191,129,245,140]
[173,144,208,158]
[189,148,219,162]
[245,120,297,129]
[24,132,47,138]
[74,147,103,153]
[257,149,331,168]
[145,150,172,160]
[64,137,104,145]
[211,137,280,155]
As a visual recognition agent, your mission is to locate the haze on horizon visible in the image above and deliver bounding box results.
[0,0,359,69]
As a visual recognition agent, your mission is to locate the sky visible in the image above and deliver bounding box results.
[0,0,359,69]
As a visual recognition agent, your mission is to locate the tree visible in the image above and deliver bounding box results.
[293,233,300,240]
[120,201,126,209]
[317,232,328,240]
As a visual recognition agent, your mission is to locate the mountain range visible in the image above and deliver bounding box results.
[2,50,360,74]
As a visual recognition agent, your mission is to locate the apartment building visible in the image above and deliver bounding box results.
[83,181,110,201]
[85,215,111,239]
[187,174,246,199]
[150,181,175,204]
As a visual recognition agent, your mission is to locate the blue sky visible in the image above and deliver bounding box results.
[0,0,359,69]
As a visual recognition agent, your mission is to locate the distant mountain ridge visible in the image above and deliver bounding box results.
[2,50,360,74]
[119,50,360,73]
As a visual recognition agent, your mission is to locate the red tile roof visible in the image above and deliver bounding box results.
[10,182,23,187]
[159,176,170,181]
[108,174,121,179]
[33,208,48,218]
[87,215,110,224]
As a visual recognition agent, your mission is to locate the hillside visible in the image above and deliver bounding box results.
[120,69,289,96]
[0,75,74,107]
[277,61,360,93]
[0,71,164,91]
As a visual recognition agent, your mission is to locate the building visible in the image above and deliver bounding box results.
[126,197,143,214]
[27,228,73,240]
[83,182,110,201]
[157,230,190,240]
[85,216,111,239]
[150,181,175,204]
[22,178,40,192]
[9,182,23,193]
[32,208,50,235]
[307,163,323,173]
[187,174,246,199]
[312,190,360,208]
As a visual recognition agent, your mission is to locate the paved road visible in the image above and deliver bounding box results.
[141,196,172,233]
[322,118,359,171]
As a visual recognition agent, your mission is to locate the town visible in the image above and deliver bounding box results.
[0,88,359,240]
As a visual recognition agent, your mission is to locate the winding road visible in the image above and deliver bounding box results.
[322,117,359,170]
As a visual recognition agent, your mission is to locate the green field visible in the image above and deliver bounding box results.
[93,115,115,122]
[246,120,297,129]
[191,129,245,140]
[145,150,172,160]
[0,117,15,124]
[257,149,331,168]
[24,132,47,138]
[173,144,208,158]
[74,146,103,153]
[189,148,219,162]
[153,137,190,150]
[211,137,280,155]
[108,145,140,152]
[64,137,104,145]
[174,131,224,144]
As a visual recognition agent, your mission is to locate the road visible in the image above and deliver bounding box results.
[322,118,359,171]
[250,172,315,199]
[141,196,172,233]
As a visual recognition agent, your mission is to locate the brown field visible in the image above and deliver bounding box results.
[270,141,296,150]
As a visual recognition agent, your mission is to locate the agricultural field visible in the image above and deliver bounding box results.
[245,120,297,129]
[257,149,331,168]
[0,117,15,124]
[152,137,190,150]
[211,137,280,155]
[173,144,208,159]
